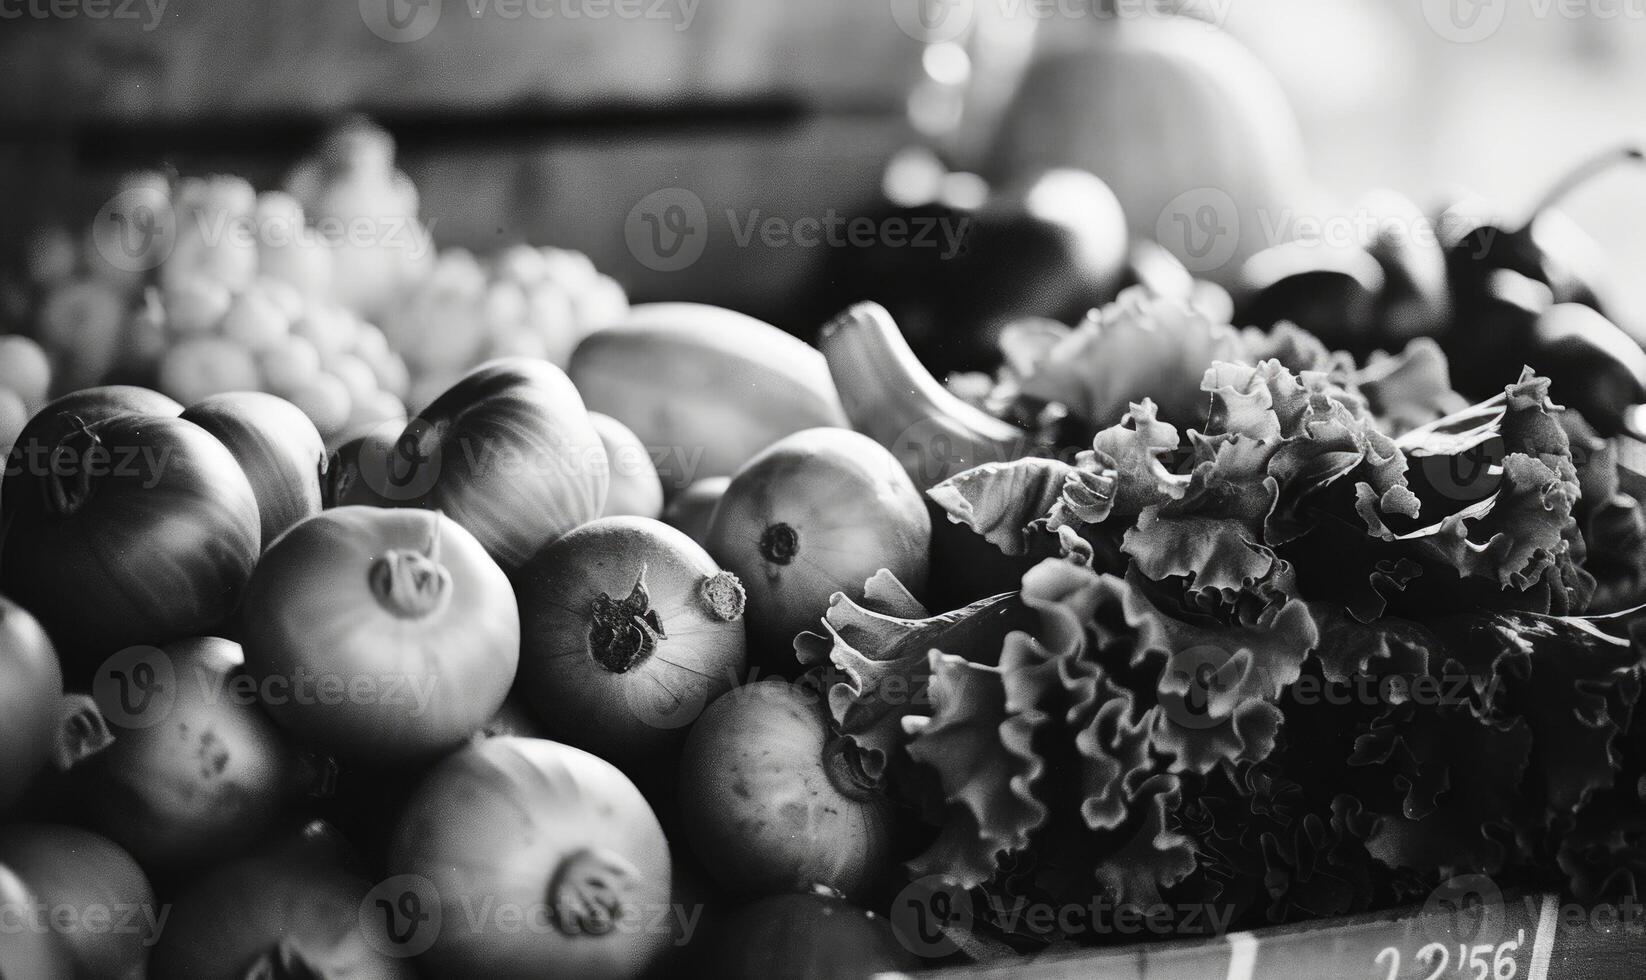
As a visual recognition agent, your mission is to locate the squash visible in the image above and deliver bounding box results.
[705,427,930,670]
[568,304,849,493]
[985,15,1307,282]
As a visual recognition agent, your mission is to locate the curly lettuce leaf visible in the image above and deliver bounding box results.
[1019,288,1248,430]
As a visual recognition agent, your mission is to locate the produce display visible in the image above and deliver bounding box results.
[4,52,1646,980]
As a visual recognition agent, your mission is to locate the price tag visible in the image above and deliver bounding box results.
[882,893,1635,980]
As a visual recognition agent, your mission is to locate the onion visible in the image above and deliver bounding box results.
[661,476,729,547]
[0,862,74,980]
[706,427,930,669]
[241,507,519,762]
[384,358,607,569]
[515,516,746,774]
[1,385,182,532]
[590,411,664,520]
[181,390,325,549]
[150,821,414,980]
[389,736,672,980]
[83,636,311,878]
[0,824,155,980]
[1,414,260,684]
[0,596,109,813]
[679,680,896,900]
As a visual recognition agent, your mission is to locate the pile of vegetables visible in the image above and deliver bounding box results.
[4,100,1646,979]
[793,289,1646,950]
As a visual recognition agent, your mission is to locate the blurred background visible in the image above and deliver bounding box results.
[3,0,1645,421]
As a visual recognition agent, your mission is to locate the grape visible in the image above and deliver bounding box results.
[0,335,52,412]
[220,287,291,352]
[540,247,598,292]
[118,295,170,380]
[367,350,410,400]
[489,327,548,362]
[343,388,407,443]
[573,273,630,330]
[25,226,79,288]
[162,276,235,336]
[37,279,127,391]
[164,175,259,294]
[254,276,308,324]
[159,336,260,405]
[328,353,379,414]
[288,372,352,436]
[496,243,549,284]
[258,335,323,398]
[291,304,358,362]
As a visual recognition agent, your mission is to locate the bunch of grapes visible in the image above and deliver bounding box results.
[284,117,432,321]
[21,169,411,447]
[381,243,629,412]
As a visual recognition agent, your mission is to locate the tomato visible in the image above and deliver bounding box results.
[0,862,74,980]
[589,411,664,520]
[241,507,518,762]
[661,476,729,547]
[706,427,930,671]
[1,412,260,684]
[679,680,895,900]
[385,358,608,569]
[83,636,310,879]
[181,390,326,550]
[701,890,920,980]
[0,824,155,980]
[150,821,416,980]
[1,385,182,532]
[389,736,672,980]
[515,516,746,773]
[0,597,108,814]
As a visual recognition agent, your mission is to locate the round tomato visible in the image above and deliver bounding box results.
[0,862,73,980]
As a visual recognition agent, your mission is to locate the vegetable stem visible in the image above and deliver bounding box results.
[1521,144,1644,231]
[760,523,800,565]
[588,569,666,673]
[42,418,100,518]
[369,548,453,619]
